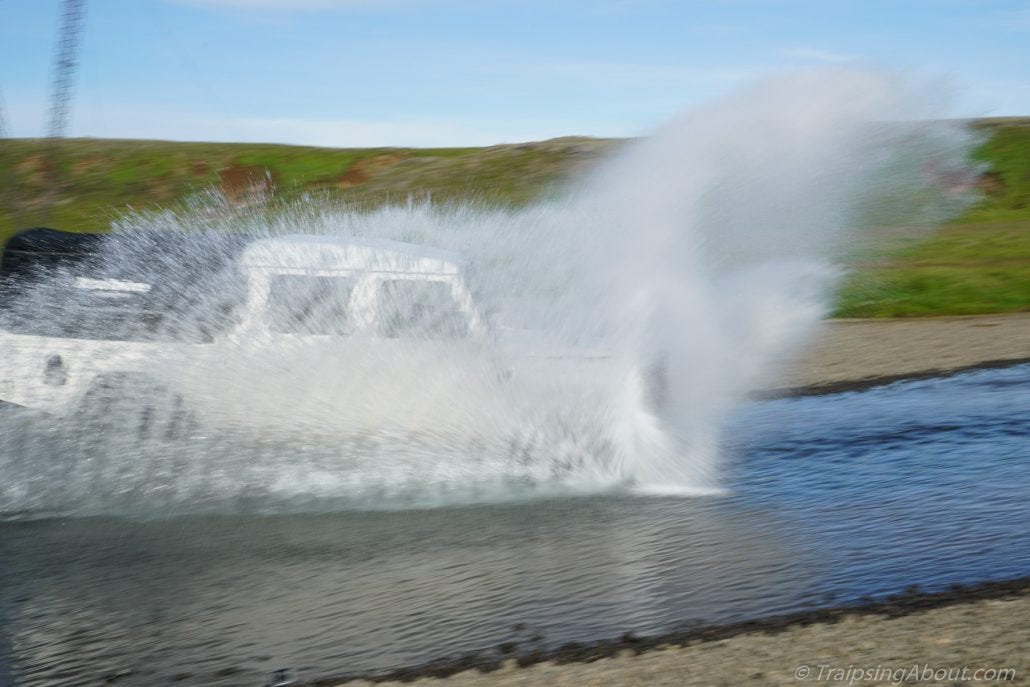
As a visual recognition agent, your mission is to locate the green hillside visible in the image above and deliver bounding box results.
[836,119,1030,317]
[0,136,616,237]
[1,119,1028,317]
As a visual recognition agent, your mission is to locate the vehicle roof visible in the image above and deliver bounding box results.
[240,234,466,275]
[3,227,106,256]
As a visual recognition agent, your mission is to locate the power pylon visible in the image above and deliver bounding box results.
[46,0,86,141]
[40,0,86,223]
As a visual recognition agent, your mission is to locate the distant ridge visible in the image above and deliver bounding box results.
[0,119,1027,318]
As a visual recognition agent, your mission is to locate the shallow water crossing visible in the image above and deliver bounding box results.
[0,71,978,509]
[1,365,1028,686]
[0,71,1002,686]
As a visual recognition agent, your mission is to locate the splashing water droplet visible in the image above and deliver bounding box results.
[0,70,978,516]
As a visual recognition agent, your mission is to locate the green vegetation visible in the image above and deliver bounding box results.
[0,136,614,240]
[1,119,1028,318]
[960,118,1030,223]
[834,118,1030,317]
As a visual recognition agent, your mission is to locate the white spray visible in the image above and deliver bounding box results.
[0,71,977,515]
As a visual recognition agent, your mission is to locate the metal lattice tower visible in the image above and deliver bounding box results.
[46,0,86,141]
[38,0,86,223]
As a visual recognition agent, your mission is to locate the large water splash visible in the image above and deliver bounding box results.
[0,70,977,516]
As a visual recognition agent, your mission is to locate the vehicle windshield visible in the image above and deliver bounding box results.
[376,279,469,339]
[267,275,355,335]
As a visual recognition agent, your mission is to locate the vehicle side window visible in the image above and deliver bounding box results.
[376,280,469,339]
[268,275,355,335]
[0,268,245,344]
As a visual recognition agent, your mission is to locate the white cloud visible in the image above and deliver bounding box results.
[989,8,1030,31]
[49,102,608,147]
[952,77,1030,118]
[457,52,766,91]
[167,0,454,11]
[780,46,859,64]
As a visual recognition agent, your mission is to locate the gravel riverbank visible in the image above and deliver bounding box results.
[331,582,1027,686]
[324,315,1030,687]
[772,312,1030,395]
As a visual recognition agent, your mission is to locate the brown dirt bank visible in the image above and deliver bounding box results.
[769,312,1030,396]
[326,579,1028,686]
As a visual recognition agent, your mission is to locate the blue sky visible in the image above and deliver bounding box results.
[1,0,1028,147]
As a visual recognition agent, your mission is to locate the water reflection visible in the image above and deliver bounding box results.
[1,365,1027,686]
[1,497,799,686]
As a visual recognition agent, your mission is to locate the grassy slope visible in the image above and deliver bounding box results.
[0,136,613,237]
[836,119,1030,317]
[0,121,1027,317]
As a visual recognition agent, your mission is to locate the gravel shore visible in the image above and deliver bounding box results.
[333,584,1028,687]
[328,314,1030,687]
[775,312,1030,394]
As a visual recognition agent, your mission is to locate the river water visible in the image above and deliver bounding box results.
[1,364,1027,686]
